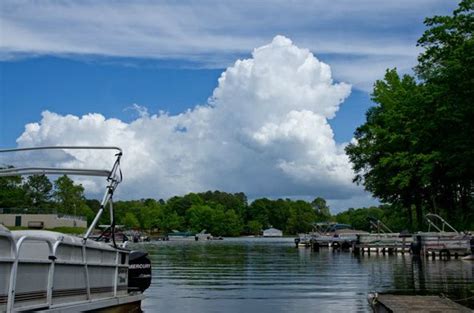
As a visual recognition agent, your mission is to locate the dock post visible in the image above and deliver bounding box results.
[312,241,320,252]
[353,245,360,255]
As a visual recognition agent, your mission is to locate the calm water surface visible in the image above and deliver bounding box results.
[138,238,473,312]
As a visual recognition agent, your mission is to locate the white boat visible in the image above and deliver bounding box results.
[0,146,152,313]
[296,223,367,247]
[413,214,471,256]
[357,218,413,247]
[194,230,215,241]
[166,230,195,241]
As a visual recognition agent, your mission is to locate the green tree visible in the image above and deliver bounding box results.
[345,70,427,229]
[0,170,26,208]
[167,193,203,217]
[346,1,474,230]
[267,199,291,231]
[247,198,272,229]
[223,209,243,236]
[160,210,184,233]
[53,175,89,216]
[198,190,248,218]
[123,212,140,228]
[286,200,316,234]
[186,204,215,233]
[247,220,263,235]
[335,207,385,231]
[415,0,474,227]
[23,174,52,208]
[311,197,331,219]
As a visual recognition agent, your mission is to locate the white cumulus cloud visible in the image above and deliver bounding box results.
[10,36,375,210]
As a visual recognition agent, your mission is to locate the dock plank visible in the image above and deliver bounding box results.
[370,294,473,313]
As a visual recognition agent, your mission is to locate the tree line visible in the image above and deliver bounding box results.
[0,174,337,236]
[2,171,451,235]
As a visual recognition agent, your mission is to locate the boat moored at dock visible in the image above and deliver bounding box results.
[295,223,367,249]
[411,214,471,258]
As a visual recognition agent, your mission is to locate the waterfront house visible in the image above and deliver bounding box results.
[0,212,87,229]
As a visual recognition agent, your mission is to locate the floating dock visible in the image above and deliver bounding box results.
[368,294,473,313]
[296,215,473,260]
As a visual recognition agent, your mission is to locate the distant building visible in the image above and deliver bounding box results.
[0,214,87,229]
[263,227,283,237]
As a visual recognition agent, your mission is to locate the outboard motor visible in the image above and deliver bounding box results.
[128,250,152,292]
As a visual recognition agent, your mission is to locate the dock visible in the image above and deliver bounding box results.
[297,215,473,260]
[368,293,473,313]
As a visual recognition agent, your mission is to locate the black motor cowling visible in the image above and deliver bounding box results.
[128,250,152,292]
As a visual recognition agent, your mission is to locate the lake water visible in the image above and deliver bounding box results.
[138,238,474,312]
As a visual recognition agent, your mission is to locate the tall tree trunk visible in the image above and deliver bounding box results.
[414,194,424,230]
[403,198,413,230]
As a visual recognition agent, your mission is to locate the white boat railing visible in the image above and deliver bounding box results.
[0,230,129,313]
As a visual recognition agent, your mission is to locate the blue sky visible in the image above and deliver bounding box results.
[1,56,371,146]
[0,0,459,210]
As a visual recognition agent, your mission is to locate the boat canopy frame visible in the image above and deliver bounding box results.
[367,217,393,234]
[0,146,123,243]
[425,213,459,233]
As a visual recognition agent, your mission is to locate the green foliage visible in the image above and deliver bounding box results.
[0,172,26,208]
[186,204,215,233]
[336,207,384,232]
[184,205,242,236]
[123,212,140,228]
[346,1,474,230]
[247,220,263,235]
[23,174,52,208]
[247,198,272,229]
[346,69,428,228]
[286,200,317,234]
[335,205,412,233]
[109,191,330,236]
[49,227,86,235]
[224,209,243,236]
[160,210,184,232]
[311,197,331,218]
[54,175,86,214]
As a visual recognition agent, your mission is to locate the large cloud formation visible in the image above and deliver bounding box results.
[1,0,456,90]
[13,36,370,208]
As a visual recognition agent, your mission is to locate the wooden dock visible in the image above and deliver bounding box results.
[368,294,473,313]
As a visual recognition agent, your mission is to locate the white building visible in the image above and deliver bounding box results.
[263,227,283,237]
[0,214,87,229]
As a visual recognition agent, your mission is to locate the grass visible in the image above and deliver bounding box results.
[48,227,87,235]
[6,226,29,231]
[5,226,86,235]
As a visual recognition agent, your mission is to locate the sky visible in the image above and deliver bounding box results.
[0,0,458,212]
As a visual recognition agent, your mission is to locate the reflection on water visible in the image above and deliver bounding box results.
[138,238,473,313]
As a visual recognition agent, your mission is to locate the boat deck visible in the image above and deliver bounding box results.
[35,293,144,313]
